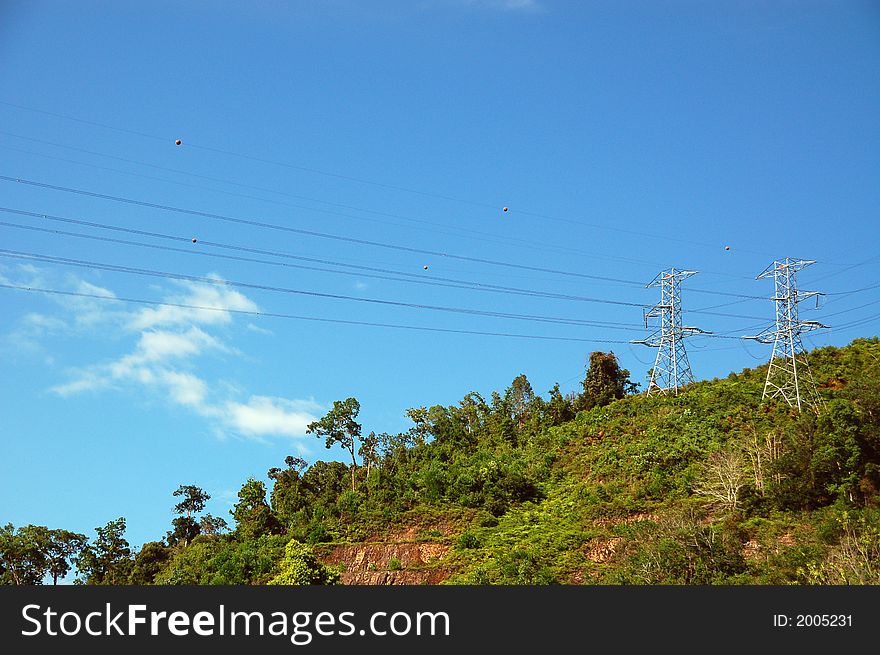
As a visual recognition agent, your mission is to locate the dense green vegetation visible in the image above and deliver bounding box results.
[3,338,880,585]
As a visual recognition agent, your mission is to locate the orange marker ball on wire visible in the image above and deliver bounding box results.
[502,206,509,213]
[175,139,182,145]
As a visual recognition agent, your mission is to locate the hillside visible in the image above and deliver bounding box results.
[3,337,880,585]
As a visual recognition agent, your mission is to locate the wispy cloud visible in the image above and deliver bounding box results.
[9,269,323,442]
[222,396,322,440]
[52,371,111,397]
[22,312,67,332]
[127,277,258,330]
[52,325,227,396]
[161,370,210,408]
[67,279,118,326]
[246,323,273,336]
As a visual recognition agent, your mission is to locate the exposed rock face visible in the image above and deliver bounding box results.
[319,540,451,585]
[585,537,621,564]
[594,512,659,527]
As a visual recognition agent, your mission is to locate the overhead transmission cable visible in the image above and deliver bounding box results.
[0,176,776,308]
[0,99,785,256]
[0,207,649,310]
[0,175,651,288]
[0,135,664,269]
[0,249,651,331]
[0,204,772,322]
[0,283,630,345]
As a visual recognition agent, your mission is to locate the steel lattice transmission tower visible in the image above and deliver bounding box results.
[744,258,828,412]
[631,268,706,396]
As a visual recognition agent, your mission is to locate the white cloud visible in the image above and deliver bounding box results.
[160,370,211,409]
[137,327,227,362]
[222,396,321,439]
[246,323,273,336]
[40,275,319,442]
[0,263,49,288]
[51,372,111,397]
[128,278,258,330]
[4,312,67,359]
[23,312,67,332]
[79,326,228,388]
[0,267,59,355]
[76,280,116,298]
[67,280,119,327]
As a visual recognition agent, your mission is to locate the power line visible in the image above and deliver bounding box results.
[0,175,789,309]
[686,308,766,321]
[0,206,779,325]
[810,253,880,285]
[689,298,755,312]
[0,249,649,330]
[0,135,665,270]
[0,243,761,341]
[0,175,650,288]
[821,297,880,319]
[0,100,165,143]
[0,206,651,310]
[832,311,880,331]
[0,99,503,208]
[0,141,539,253]
[0,283,629,344]
[0,99,783,255]
[825,282,880,298]
[6,99,871,270]
[0,137,768,285]
[688,288,765,301]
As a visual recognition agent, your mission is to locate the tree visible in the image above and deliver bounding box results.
[742,426,783,497]
[307,398,363,492]
[457,392,490,437]
[694,449,747,513]
[359,432,380,478]
[0,524,50,585]
[198,514,229,536]
[404,407,433,447]
[505,374,537,430]
[76,518,132,585]
[173,485,211,519]
[231,479,280,540]
[269,456,310,527]
[268,539,340,585]
[301,461,349,508]
[545,383,574,426]
[168,517,200,548]
[45,529,87,585]
[129,541,171,585]
[771,401,864,509]
[169,485,211,547]
[580,351,638,410]
[611,509,746,584]
[0,525,87,586]
[803,511,880,584]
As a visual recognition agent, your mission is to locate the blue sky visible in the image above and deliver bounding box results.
[1,0,878,551]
